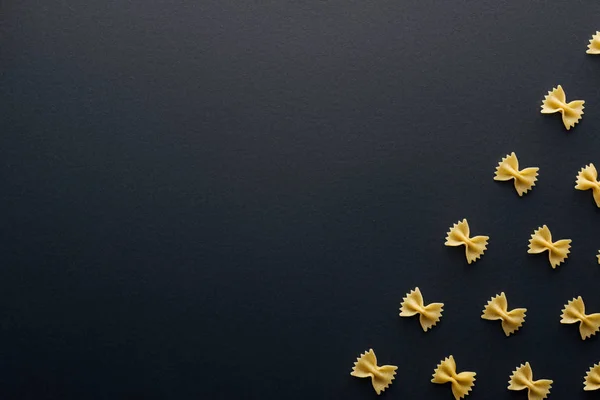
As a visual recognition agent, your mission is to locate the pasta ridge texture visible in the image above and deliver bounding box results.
[540,85,585,130]
[527,225,571,268]
[508,362,553,400]
[494,152,539,196]
[350,349,397,395]
[481,292,527,336]
[399,287,444,332]
[445,219,489,264]
[431,355,476,400]
[575,163,600,207]
[584,363,600,391]
[587,31,600,54]
[560,296,600,340]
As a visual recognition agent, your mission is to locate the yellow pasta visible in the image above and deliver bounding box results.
[445,219,489,264]
[575,164,600,208]
[540,85,585,130]
[527,225,571,268]
[481,292,527,336]
[584,363,600,391]
[432,355,476,400]
[560,296,600,340]
[508,362,553,400]
[587,31,600,54]
[399,287,444,332]
[494,152,539,196]
[350,349,397,395]
[597,250,600,265]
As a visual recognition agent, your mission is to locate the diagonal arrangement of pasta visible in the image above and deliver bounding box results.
[399,287,444,332]
[527,225,571,269]
[432,355,476,400]
[584,363,600,391]
[560,296,600,340]
[508,362,553,400]
[445,219,489,264]
[350,349,397,395]
[587,31,600,54]
[540,85,585,130]
[575,163,600,208]
[494,152,539,196]
[481,292,527,336]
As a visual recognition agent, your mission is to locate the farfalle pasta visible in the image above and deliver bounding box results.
[527,225,571,268]
[540,85,585,130]
[575,163,600,208]
[508,362,553,400]
[481,292,526,336]
[399,287,444,332]
[560,296,600,340]
[587,31,600,54]
[350,349,397,395]
[445,219,489,264]
[431,355,476,400]
[597,250,600,265]
[494,152,539,196]
[584,363,600,391]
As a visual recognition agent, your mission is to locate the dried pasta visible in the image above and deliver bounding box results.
[584,363,600,391]
[575,163,600,208]
[540,85,585,130]
[560,296,600,340]
[399,287,444,332]
[445,219,489,264]
[350,349,397,395]
[587,31,600,54]
[481,292,527,336]
[508,362,553,400]
[527,225,571,268]
[598,250,600,265]
[494,152,539,196]
[432,355,476,400]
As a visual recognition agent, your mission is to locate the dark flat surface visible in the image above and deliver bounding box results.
[2,0,600,399]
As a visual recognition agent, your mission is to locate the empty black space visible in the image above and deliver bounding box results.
[2,0,600,399]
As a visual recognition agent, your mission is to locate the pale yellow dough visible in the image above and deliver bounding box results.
[584,363,600,391]
[431,355,476,400]
[445,219,489,264]
[560,296,600,340]
[494,152,539,196]
[350,349,397,395]
[598,250,600,265]
[481,292,527,336]
[508,362,553,400]
[575,163,600,208]
[540,85,584,130]
[587,31,600,54]
[527,225,571,268]
[399,287,444,332]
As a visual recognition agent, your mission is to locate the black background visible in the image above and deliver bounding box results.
[3,0,600,399]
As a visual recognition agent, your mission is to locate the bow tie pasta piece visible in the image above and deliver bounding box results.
[575,164,600,208]
[494,152,539,196]
[432,355,476,400]
[598,250,600,265]
[560,296,600,340]
[399,287,444,332]
[584,363,600,391]
[481,292,527,336]
[445,219,489,264]
[540,85,585,130]
[527,225,571,269]
[508,362,553,400]
[350,349,397,395]
[587,31,600,54]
